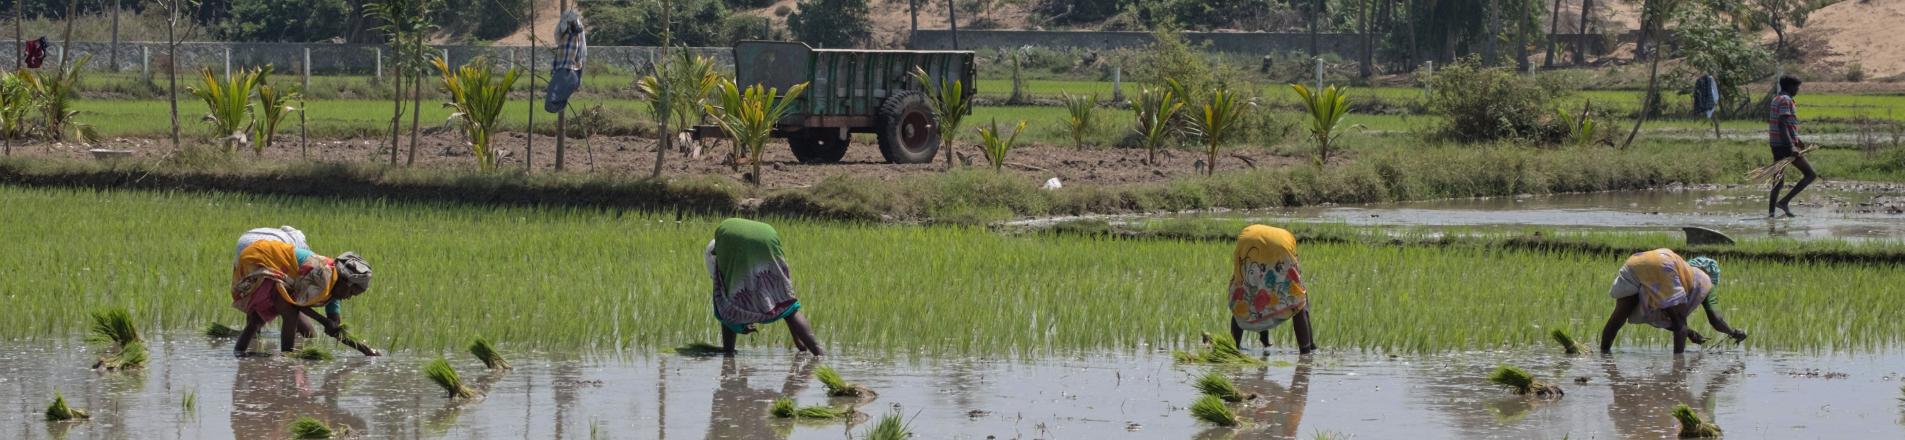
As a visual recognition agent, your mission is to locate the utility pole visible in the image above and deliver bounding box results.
[909,0,919,42]
[947,0,959,49]
[1545,0,1560,68]
[556,0,568,171]
[111,0,122,71]
[527,0,537,171]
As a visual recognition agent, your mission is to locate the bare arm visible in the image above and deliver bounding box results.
[298,307,381,356]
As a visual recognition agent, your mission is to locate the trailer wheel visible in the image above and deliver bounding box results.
[788,133,848,164]
[877,92,940,164]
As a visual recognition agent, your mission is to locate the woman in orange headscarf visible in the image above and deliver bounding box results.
[231,237,380,358]
[1228,225,1315,354]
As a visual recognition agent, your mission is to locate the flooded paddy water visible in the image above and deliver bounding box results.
[4,335,1903,439]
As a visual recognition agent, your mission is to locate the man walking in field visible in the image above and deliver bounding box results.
[1767,75,1817,218]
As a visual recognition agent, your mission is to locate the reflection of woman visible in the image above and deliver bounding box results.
[1602,356,1739,439]
[1228,225,1315,353]
[230,359,368,439]
[705,356,816,439]
[1220,358,1314,439]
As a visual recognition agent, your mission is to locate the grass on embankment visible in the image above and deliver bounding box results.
[6,185,1904,355]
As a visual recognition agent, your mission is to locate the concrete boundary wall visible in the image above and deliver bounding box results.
[0,41,733,75]
[909,30,1621,62]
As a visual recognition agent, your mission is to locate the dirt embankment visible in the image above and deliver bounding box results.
[8,134,1304,190]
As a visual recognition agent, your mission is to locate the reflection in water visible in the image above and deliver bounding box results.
[706,355,818,439]
[1604,355,1741,439]
[1200,357,1313,439]
[230,357,368,439]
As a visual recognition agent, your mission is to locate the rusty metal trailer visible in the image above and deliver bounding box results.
[703,41,976,164]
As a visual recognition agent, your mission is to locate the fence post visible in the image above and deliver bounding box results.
[375,48,383,80]
[1110,64,1123,102]
[442,48,450,67]
[1314,57,1324,92]
[303,46,311,84]
[141,46,149,80]
[224,46,231,78]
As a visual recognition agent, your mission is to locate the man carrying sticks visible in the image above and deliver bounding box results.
[1765,75,1818,218]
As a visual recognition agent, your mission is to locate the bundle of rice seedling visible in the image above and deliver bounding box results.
[1195,372,1251,402]
[1173,332,1265,365]
[89,308,141,346]
[1747,144,1820,183]
[1671,404,1722,438]
[1551,328,1585,355]
[44,392,88,421]
[769,397,851,419]
[1189,395,1241,427]
[205,322,242,338]
[293,347,334,361]
[96,339,149,370]
[288,416,335,439]
[816,365,875,397]
[863,412,912,440]
[673,342,723,356]
[470,337,509,369]
[423,358,477,399]
[1489,365,1563,397]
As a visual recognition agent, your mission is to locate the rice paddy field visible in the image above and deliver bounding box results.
[3,185,1905,438]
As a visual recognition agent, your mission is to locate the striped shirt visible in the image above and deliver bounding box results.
[552,11,587,71]
[1767,94,1799,147]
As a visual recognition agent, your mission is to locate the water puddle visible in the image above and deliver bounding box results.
[5,335,1902,439]
[1018,182,1905,241]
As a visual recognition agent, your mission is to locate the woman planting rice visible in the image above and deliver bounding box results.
[1599,249,1747,354]
[705,218,825,355]
[1227,225,1315,354]
[232,226,346,341]
[231,227,380,357]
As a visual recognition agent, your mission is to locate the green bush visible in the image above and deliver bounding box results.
[788,0,870,48]
[720,14,781,45]
[587,0,732,47]
[217,0,354,42]
[1427,57,1566,143]
[433,0,529,41]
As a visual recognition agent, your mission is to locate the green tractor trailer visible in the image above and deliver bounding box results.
[695,41,976,164]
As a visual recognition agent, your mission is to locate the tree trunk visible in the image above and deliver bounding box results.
[167,12,180,149]
[909,0,919,43]
[1632,0,1650,61]
[12,0,19,70]
[1360,0,1372,78]
[59,0,77,74]
[389,39,404,165]
[1575,0,1591,65]
[527,0,538,172]
[555,0,568,171]
[110,0,121,72]
[1309,0,1320,58]
[948,0,960,50]
[406,38,423,166]
[651,0,673,178]
[1621,3,1662,150]
[1483,1,1499,66]
[1517,6,1531,72]
[1545,0,1560,67]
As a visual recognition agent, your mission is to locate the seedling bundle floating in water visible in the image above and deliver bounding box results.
[816,365,876,398]
[1550,328,1586,355]
[205,322,242,338]
[1672,404,1722,438]
[423,358,478,399]
[288,416,336,439]
[769,397,851,420]
[293,347,334,361]
[1174,332,1266,365]
[44,391,88,421]
[862,411,912,440]
[89,308,146,370]
[1489,365,1564,398]
[1195,372,1253,403]
[470,337,509,370]
[1189,395,1242,427]
[673,342,723,356]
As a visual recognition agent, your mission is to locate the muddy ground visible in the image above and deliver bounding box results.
[11,134,1306,190]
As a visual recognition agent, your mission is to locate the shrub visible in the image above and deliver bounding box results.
[586,0,732,47]
[1427,57,1563,143]
[720,14,780,44]
[788,0,870,48]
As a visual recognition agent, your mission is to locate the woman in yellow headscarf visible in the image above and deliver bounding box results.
[1598,248,1743,354]
[1228,225,1315,354]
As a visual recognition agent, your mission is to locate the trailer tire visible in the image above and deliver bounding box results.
[877,92,940,164]
[788,133,849,164]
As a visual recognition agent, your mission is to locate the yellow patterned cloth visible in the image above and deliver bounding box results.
[231,240,336,315]
[1610,248,1711,328]
[1229,225,1307,332]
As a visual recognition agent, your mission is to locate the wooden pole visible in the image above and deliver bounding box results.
[555,0,568,171]
[1545,0,1561,67]
[301,47,310,159]
[947,0,959,49]
[527,0,537,171]
[111,0,121,71]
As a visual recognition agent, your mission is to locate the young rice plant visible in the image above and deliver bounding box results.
[1671,404,1722,438]
[423,357,477,399]
[44,391,88,421]
[1189,394,1241,427]
[470,337,509,369]
[769,397,850,419]
[288,416,336,439]
[1195,371,1249,402]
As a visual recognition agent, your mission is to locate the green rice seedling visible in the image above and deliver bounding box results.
[769,397,850,419]
[1174,332,1265,365]
[205,322,241,338]
[1189,395,1241,427]
[293,346,334,361]
[863,411,912,440]
[1671,404,1722,438]
[182,390,196,414]
[423,358,477,399]
[673,342,723,356]
[96,339,149,370]
[1489,365,1563,397]
[44,391,88,421]
[89,308,140,346]
[815,365,875,398]
[1551,328,1585,355]
[1195,372,1250,403]
[288,416,335,439]
[469,337,509,370]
